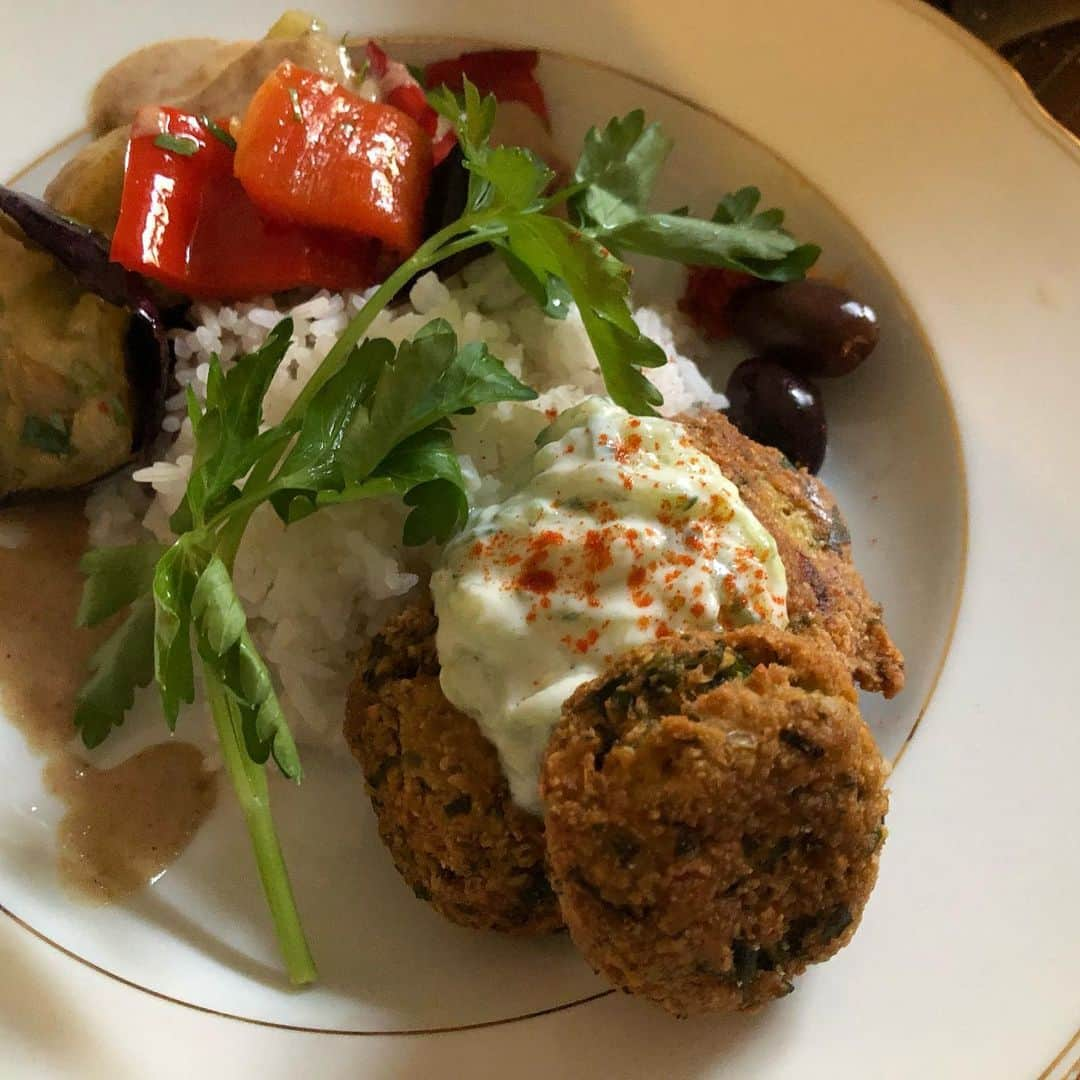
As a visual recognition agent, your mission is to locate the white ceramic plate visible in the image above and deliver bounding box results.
[1,1,1077,1077]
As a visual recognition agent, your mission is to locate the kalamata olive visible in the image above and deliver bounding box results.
[725,356,827,473]
[393,146,485,302]
[424,145,470,242]
[728,280,879,377]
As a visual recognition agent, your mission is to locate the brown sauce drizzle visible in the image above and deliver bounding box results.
[0,497,216,901]
[45,743,215,904]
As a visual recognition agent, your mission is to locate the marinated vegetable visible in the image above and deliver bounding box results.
[678,265,757,340]
[233,61,433,255]
[0,185,170,494]
[43,126,130,237]
[183,23,356,121]
[362,41,457,166]
[48,21,359,243]
[426,49,550,128]
[110,106,380,298]
[88,38,252,136]
[0,221,133,499]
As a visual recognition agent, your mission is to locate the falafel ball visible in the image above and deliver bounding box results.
[345,603,562,935]
[541,625,889,1016]
[677,410,905,698]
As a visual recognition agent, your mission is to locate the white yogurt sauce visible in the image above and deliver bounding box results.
[431,397,787,814]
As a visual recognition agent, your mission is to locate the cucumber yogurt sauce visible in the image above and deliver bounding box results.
[431,397,788,814]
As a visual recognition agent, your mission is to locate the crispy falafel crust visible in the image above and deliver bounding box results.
[677,410,904,698]
[541,626,889,1016]
[345,604,562,935]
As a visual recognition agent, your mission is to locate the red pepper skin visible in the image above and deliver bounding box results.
[678,267,759,340]
[234,62,433,254]
[365,42,456,165]
[425,50,550,129]
[365,39,392,79]
[110,108,378,299]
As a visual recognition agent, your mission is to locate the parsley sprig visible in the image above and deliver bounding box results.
[76,317,534,984]
[74,82,818,985]
[569,110,820,282]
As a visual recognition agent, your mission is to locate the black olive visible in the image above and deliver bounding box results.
[725,357,827,474]
[391,146,486,304]
[729,280,879,377]
[423,145,488,278]
[424,146,468,236]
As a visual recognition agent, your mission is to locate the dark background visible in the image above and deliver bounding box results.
[926,0,1080,133]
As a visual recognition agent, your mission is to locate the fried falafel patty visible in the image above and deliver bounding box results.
[541,626,889,1016]
[345,604,562,935]
[678,410,905,698]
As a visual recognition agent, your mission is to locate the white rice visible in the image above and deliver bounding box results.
[86,256,726,754]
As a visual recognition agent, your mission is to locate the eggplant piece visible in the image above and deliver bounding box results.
[51,26,353,242]
[43,125,129,238]
[0,188,170,503]
[182,30,355,120]
[88,38,252,137]
[390,147,482,305]
[423,145,486,279]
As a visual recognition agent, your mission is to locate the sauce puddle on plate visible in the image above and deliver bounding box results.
[45,743,215,903]
[0,497,216,900]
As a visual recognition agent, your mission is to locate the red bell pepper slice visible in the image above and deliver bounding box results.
[110,107,378,299]
[678,267,759,340]
[425,49,550,129]
[365,42,456,165]
[233,62,433,255]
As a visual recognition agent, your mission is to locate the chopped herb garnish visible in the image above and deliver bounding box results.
[21,413,71,456]
[406,62,426,84]
[199,114,236,151]
[108,396,129,425]
[153,133,199,156]
[779,728,825,759]
[287,86,303,122]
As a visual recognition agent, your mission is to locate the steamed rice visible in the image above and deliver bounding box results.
[86,256,726,754]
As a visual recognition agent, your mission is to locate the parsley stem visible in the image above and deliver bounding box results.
[190,217,503,984]
[212,220,502,546]
[541,180,588,211]
[290,219,501,415]
[204,668,316,986]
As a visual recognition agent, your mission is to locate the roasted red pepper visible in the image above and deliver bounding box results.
[425,49,550,129]
[234,62,433,255]
[110,107,378,298]
[365,42,456,165]
[678,267,759,340]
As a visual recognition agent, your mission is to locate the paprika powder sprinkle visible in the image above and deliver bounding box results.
[431,397,789,814]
